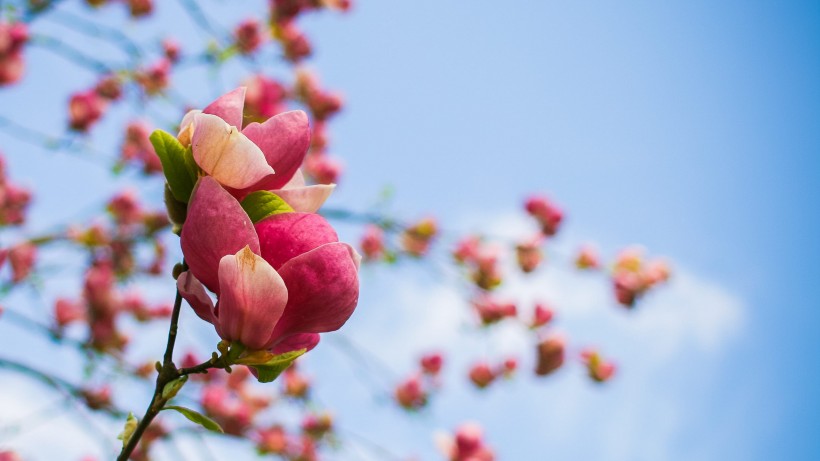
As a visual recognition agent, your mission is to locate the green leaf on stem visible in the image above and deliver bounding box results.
[236,349,306,383]
[161,375,188,400]
[150,130,199,203]
[117,412,138,448]
[240,191,294,224]
[162,405,224,433]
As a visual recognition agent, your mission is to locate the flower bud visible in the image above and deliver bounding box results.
[531,302,554,328]
[535,335,565,376]
[394,375,427,410]
[524,195,563,236]
[468,362,496,389]
[420,352,444,376]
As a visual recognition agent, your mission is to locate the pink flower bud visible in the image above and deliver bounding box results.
[0,451,23,461]
[575,244,600,269]
[581,348,616,383]
[0,181,32,226]
[94,74,122,101]
[135,59,170,95]
[305,152,343,184]
[448,422,495,461]
[515,235,543,273]
[501,357,518,377]
[301,412,333,439]
[107,189,143,226]
[235,19,265,54]
[452,235,481,264]
[120,120,162,174]
[400,217,438,257]
[68,90,107,132]
[0,21,28,86]
[471,295,516,326]
[535,335,565,376]
[613,271,643,307]
[394,375,427,410]
[420,352,444,375]
[283,365,311,398]
[531,302,554,328]
[243,74,286,123]
[82,385,112,409]
[468,362,496,389]
[127,0,153,18]
[8,242,36,283]
[524,195,564,236]
[360,224,385,261]
[54,298,85,327]
[643,259,671,286]
[279,22,312,62]
[257,425,289,455]
[154,39,179,66]
[0,52,24,86]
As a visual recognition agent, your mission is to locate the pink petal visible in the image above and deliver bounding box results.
[181,177,260,293]
[177,271,215,324]
[217,246,288,350]
[176,109,200,146]
[268,243,359,345]
[192,113,274,189]
[202,87,246,129]
[270,333,320,354]
[255,212,339,269]
[271,184,335,213]
[241,111,310,191]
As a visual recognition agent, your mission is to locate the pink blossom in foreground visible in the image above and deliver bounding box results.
[535,334,565,376]
[437,423,495,461]
[525,194,564,236]
[359,224,386,261]
[178,177,359,352]
[178,88,335,211]
[581,348,617,383]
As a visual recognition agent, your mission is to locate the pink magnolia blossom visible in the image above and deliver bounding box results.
[135,59,170,94]
[471,294,516,326]
[120,120,162,174]
[94,74,123,101]
[400,217,438,257]
[178,88,335,211]
[515,235,543,273]
[282,364,311,398]
[0,451,23,461]
[257,424,289,455]
[501,357,518,377]
[178,177,359,352]
[54,298,85,327]
[162,38,181,63]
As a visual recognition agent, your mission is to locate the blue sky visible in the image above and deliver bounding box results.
[1,1,819,460]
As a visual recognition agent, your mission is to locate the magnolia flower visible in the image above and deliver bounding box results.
[178,177,359,352]
[177,88,334,211]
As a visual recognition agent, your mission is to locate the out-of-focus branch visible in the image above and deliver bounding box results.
[29,33,118,73]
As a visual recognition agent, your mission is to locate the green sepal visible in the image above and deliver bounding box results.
[236,349,306,383]
[162,405,224,433]
[240,191,294,224]
[150,130,199,203]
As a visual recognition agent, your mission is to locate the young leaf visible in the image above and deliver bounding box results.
[240,191,294,224]
[117,412,138,448]
[150,130,199,203]
[162,405,224,433]
[161,375,188,400]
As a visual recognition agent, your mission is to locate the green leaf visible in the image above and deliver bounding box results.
[149,130,199,203]
[162,405,224,433]
[117,412,138,448]
[240,191,294,224]
[161,375,188,400]
[238,349,306,383]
